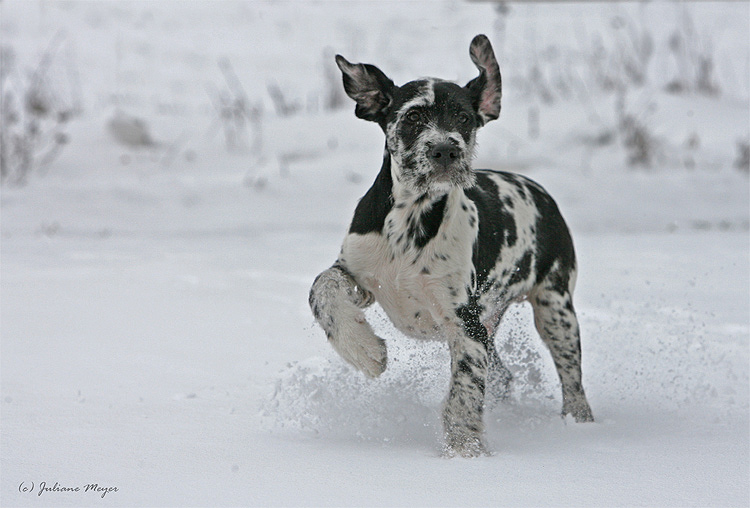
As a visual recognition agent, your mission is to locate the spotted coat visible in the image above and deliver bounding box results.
[309,35,593,457]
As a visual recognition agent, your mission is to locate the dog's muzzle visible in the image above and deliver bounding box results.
[428,141,465,173]
[425,141,472,185]
[428,142,460,168]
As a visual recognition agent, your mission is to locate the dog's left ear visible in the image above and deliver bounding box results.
[465,35,502,126]
[335,55,395,124]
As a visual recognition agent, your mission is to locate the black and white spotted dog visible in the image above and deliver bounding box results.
[309,35,594,457]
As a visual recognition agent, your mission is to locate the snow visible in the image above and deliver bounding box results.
[1,1,748,506]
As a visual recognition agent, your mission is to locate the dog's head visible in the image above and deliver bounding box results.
[336,35,502,195]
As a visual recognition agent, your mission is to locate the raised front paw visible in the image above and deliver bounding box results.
[329,315,387,378]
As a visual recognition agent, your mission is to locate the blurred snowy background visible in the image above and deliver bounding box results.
[1,1,748,506]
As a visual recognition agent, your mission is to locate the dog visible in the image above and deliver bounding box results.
[309,34,594,457]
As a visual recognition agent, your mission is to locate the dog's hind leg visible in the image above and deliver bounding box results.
[486,342,513,407]
[530,270,594,423]
[309,264,387,378]
[483,309,513,407]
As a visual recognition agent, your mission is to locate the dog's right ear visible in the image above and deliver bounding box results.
[465,35,502,126]
[335,55,395,123]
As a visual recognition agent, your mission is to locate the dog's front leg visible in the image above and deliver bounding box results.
[309,264,387,378]
[442,304,490,458]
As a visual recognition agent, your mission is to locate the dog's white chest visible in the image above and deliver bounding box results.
[340,189,478,340]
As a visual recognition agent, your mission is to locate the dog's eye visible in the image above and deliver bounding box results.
[458,112,471,124]
[405,110,422,123]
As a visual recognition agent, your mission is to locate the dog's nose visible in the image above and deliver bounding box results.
[428,142,460,166]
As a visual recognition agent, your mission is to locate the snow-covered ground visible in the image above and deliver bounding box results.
[1,1,748,506]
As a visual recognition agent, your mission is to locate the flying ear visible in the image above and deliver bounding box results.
[335,55,395,123]
[465,35,502,126]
